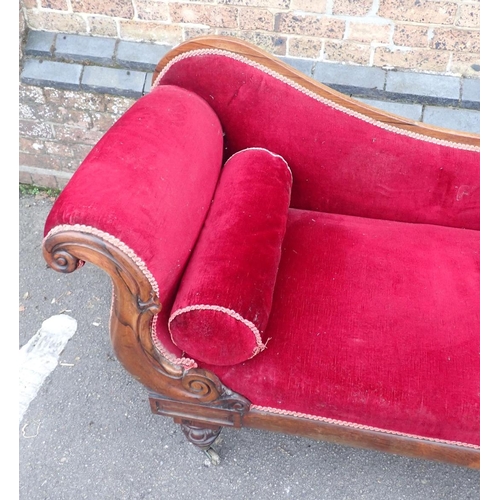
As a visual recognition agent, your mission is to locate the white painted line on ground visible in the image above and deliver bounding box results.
[19,314,78,424]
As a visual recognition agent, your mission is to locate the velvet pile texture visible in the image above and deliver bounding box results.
[44,48,480,448]
[169,148,292,365]
[44,85,224,361]
[154,52,479,445]
[157,53,479,231]
[201,209,479,445]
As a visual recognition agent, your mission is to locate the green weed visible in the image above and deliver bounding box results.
[19,184,61,198]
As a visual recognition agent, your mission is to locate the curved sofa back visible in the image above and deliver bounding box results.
[155,44,479,230]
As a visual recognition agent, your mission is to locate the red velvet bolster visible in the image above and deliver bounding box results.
[169,148,292,366]
[44,85,224,358]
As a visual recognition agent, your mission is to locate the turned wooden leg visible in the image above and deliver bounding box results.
[175,419,223,464]
[179,419,222,450]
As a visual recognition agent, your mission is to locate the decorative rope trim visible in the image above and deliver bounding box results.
[168,304,268,357]
[225,147,293,180]
[44,224,197,370]
[153,49,479,153]
[251,405,480,450]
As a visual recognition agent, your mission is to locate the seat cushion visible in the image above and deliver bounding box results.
[202,209,480,446]
[168,148,292,365]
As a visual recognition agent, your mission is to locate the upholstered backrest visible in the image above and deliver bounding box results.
[154,45,479,230]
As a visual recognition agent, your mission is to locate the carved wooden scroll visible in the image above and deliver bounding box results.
[43,229,250,428]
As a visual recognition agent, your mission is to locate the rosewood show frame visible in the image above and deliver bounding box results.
[43,36,480,469]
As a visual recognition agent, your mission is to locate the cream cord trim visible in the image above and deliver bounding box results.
[153,48,479,153]
[225,147,293,179]
[169,304,267,358]
[44,224,197,369]
[251,405,480,449]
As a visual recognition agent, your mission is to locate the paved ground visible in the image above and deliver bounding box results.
[19,191,480,499]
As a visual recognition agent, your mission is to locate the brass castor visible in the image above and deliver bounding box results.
[203,447,221,466]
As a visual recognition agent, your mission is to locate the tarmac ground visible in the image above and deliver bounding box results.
[18,190,481,500]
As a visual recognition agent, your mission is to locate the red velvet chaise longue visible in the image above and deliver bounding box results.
[42,36,480,468]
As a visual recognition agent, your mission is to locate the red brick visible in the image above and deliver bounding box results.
[291,0,327,13]
[72,143,95,161]
[19,170,33,185]
[20,137,47,154]
[374,47,451,72]
[277,12,345,38]
[21,102,92,128]
[45,142,76,158]
[71,0,134,19]
[53,124,105,145]
[30,171,59,190]
[56,176,72,189]
[19,84,46,105]
[378,0,457,25]
[347,22,391,44]
[170,3,239,29]
[393,24,430,48]
[50,156,83,173]
[104,95,136,114]
[40,0,69,10]
[44,88,106,112]
[120,21,183,44]
[456,3,480,29]
[218,30,287,56]
[19,120,54,140]
[20,152,61,171]
[333,0,373,16]
[216,0,289,8]
[25,10,87,33]
[288,36,322,58]
[19,103,37,121]
[92,112,121,132]
[449,52,480,77]
[135,0,170,21]
[324,40,371,65]
[88,16,119,37]
[184,26,216,40]
[432,28,479,53]
[239,8,274,31]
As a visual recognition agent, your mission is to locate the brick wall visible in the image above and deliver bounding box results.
[19,1,480,190]
[20,0,479,78]
[19,83,136,189]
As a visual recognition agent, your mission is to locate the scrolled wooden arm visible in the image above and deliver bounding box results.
[42,229,250,420]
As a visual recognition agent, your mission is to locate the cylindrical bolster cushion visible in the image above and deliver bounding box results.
[168,148,292,366]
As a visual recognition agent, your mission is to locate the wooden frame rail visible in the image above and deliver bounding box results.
[153,36,479,149]
[43,229,479,469]
[42,36,479,469]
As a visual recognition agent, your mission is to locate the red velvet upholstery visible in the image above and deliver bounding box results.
[202,209,480,446]
[44,85,224,360]
[43,45,480,450]
[169,148,292,365]
[156,52,479,230]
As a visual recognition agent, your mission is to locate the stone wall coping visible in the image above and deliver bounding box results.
[21,30,479,109]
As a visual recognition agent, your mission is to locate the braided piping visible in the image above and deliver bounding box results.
[251,405,480,449]
[153,49,479,153]
[44,224,197,369]
[169,304,267,357]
